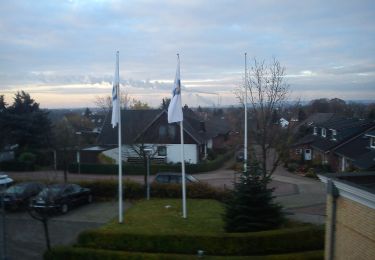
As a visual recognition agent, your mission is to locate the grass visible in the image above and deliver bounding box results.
[101,199,225,235]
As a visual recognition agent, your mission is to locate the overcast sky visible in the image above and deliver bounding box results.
[0,0,374,108]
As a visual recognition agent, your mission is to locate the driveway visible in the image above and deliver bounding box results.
[3,201,130,260]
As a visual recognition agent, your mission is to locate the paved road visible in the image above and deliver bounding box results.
[3,201,130,260]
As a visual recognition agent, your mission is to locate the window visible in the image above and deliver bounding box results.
[159,125,167,138]
[331,129,337,140]
[157,146,167,156]
[313,127,318,135]
[371,137,375,149]
[321,128,326,138]
[295,149,302,155]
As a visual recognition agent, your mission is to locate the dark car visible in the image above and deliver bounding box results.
[30,183,92,214]
[2,182,44,210]
[153,172,199,184]
[235,151,244,162]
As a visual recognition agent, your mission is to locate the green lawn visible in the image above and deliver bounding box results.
[102,199,225,235]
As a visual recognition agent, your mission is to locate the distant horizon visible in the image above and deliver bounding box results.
[38,98,374,111]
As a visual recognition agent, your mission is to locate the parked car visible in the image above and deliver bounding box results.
[30,183,92,214]
[2,182,45,210]
[0,173,13,187]
[153,172,199,184]
[235,151,244,162]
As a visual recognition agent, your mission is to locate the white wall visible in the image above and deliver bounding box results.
[102,143,199,164]
[166,144,198,164]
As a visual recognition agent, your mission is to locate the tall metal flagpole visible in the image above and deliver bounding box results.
[244,53,248,173]
[178,54,187,219]
[116,51,123,224]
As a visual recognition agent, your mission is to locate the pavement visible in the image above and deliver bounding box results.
[3,201,131,260]
[7,160,327,225]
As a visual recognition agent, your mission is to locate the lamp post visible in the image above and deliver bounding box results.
[0,174,13,260]
[144,148,153,200]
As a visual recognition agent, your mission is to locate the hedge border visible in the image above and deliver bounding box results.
[68,151,234,175]
[77,226,324,255]
[44,247,324,260]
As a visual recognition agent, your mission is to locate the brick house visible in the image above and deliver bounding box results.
[289,113,339,162]
[319,173,375,260]
[333,130,375,172]
[311,119,375,171]
[291,114,375,171]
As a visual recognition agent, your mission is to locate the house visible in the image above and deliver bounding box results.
[289,113,340,162]
[318,172,375,260]
[334,130,375,172]
[97,109,231,164]
[311,118,374,170]
[290,114,375,172]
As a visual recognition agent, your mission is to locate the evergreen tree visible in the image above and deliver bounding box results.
[2,91,51,149]
[223,163,284,232]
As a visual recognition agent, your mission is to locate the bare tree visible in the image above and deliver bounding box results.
[236,57,292,179]
[94,92,131,113]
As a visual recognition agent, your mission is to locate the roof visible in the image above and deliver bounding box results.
[334,131,375,170]
[98,109,163,145]
[318,172,375,209]
[311,120,375,152]
[298,113,337,127]
[319,172,375,195]
[204,115,231,139]
[365,131,375,137]
[98,109,229,145]
[291,134,319,147]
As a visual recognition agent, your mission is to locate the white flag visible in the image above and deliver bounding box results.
[168,55,183,123]
[111,52,120,128]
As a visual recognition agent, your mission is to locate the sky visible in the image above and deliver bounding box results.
[0,0,374,108]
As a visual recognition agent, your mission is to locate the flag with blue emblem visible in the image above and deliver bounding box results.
[168,55,183,123]
[111,52,120,128]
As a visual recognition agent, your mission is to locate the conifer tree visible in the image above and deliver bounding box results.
[223,163,284,232]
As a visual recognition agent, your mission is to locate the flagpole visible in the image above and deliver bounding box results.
[116,51,123,224]
[244,52,248,173]
[178,54,187,219]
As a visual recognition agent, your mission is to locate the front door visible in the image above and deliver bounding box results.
[304,149,312,161]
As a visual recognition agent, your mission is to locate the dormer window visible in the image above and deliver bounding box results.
[365,133,375,149]
[371,137,375,149]
[313,127,318,135]
[321,128,326,138]
[331,129,337,140]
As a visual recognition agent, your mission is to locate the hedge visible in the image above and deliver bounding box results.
[68,151,234,175]
[75,180,230,202]
[44,247,324,260]
[77,226,324,256]
[0,160,34,171]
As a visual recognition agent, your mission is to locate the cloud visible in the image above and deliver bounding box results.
[0,0,374,107]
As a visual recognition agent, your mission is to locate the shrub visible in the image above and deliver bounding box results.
[68,151,235,175]
[18,152,37,163]
[287,163,298,172]
[75,180,230,201]
[0,160,34,171]
[305,168,318,179]
[44,247,324,260]
[77,226,324,255]
[98,153,116,164]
